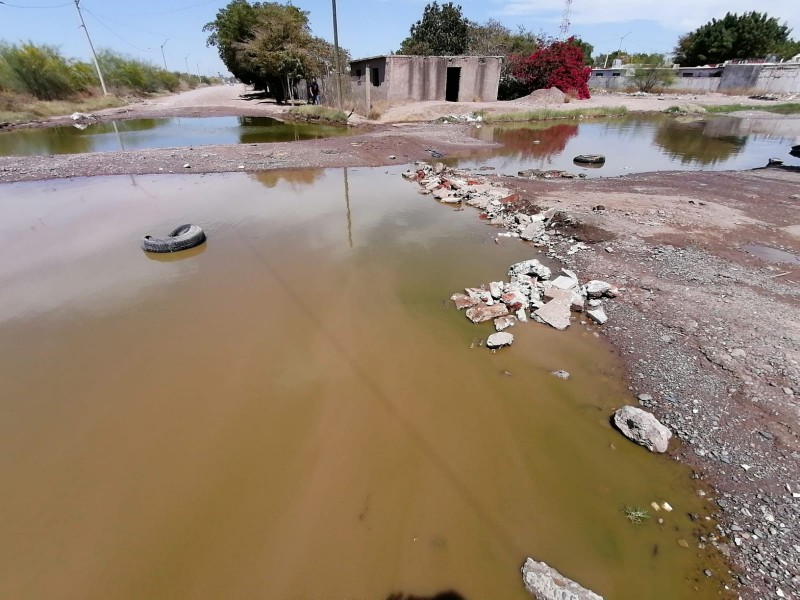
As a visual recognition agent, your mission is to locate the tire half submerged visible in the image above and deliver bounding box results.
[141,224,206,253]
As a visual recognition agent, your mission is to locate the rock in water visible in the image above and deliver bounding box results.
[486,332,514,349]
[613,405,672,453]
[465,303,509,323]
[521,558,603,600]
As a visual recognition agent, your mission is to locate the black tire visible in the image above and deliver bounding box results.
[573,154,606,165]
[141,224,206,253]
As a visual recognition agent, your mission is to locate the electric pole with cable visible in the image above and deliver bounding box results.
[160,38,169,71]
[74,0,108,95]
[331,0,343,111]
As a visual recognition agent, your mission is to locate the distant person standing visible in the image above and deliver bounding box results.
[310,78,320,105]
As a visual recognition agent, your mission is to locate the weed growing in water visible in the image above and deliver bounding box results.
[624,506,651,524]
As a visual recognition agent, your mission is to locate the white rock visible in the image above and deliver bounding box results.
[489,281,504,299]
[551,370,570,380]
[487,332,514,349]
[535,297,571,330]
[587,306,608,324]
[661,501,673,512]
[494,316,516,331]
[613,405,672,453]
[585,280,612,298]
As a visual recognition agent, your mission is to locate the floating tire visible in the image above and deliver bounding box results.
[573,154,606,165]
[141,224,206,253]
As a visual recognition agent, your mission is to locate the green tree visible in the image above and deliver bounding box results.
[630,65,676,92]
[467,20,538,56]
[398,2,470,55]
[205,1,346,100]
[674,12,793,65]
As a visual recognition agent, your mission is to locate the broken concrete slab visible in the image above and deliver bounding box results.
[584,280,613,298]
[522,558,603,600]
[534,297,571,330]
[466,303,510,323]
[508,259,552,281]
[489,281,504,299]
[495,315,516,331]
[451,293,479,310]
[587,306,608,324]
[501,290,529,311]
[520,221,545,241]
[487,331,514,349]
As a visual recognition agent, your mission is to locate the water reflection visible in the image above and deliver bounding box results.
[459,114,798,176]
[0,116,349,157]
[653,118,746,166]
[249,168,325,189]
[473,122,579,160]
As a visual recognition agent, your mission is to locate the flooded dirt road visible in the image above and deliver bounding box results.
[0,169,728,600]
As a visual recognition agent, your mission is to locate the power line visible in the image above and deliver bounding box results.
[82,6,153,53]
[0,1,71,7]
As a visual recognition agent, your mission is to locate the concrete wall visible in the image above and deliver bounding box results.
[589,75,721,93]
[754,64,800,93]
[589,62,800,93]
[717,64,763,91]
[349,56,502,103]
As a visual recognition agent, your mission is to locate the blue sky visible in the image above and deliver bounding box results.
[2,0,799,76]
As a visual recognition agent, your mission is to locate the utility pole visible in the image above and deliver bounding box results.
[185,53,191,76]
[160,38,169,71]
[74,0,108,95]
[196,61,202,82]
[331,0,343,110]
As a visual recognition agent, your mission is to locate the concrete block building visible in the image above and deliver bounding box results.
[348,55,503,103]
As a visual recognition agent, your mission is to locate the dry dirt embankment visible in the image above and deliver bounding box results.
[0,84,798,600]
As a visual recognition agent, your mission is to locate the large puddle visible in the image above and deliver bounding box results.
[0,116,350,157]
[0,169,730,599]
[463,114,800,176]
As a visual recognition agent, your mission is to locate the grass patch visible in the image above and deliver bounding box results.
[623,506,651,525]
[484,106,628,123]
[287,105,349,124]
[0,92,127,124]
[704,103,800,115]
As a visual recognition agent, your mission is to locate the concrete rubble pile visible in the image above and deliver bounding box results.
[401,162,586,254]
[450,258,618,350]
[401,161,618,350]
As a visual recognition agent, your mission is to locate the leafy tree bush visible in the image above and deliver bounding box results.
[97,49,182,93]
[398,2,470,55]
[0,42,90,100]
[508,38,591,99]
[674,12,796,65]
[205,1,347,100]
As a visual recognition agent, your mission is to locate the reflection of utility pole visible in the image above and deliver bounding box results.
[343,167,352,248]
[160,38,169,71]
[331,0,343,111]
[74,0,108,95]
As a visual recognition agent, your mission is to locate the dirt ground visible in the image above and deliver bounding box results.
[0,85,799,599]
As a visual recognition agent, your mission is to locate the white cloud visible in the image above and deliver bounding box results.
[495,0,800,33]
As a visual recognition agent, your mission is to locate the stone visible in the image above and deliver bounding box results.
[587,306,608,324]
[613,405,672,453]
[466,303,509,323]
[534,297,571,330]
[551,274,579,291]
[551,370,570,380]
[487,332,514,349]
[465,287,493,304]
[516,308,528,323]
[543,287,574,303]
[501,290,529,311]
[432,188,458,202]
[790,194,800,200]
[451,293,479,310]
[521,558,603,600]
[509,259,552,281]
[494,315,516,331]
[489,281,504,299]
[584,280,612,298]
[520,221,545,241]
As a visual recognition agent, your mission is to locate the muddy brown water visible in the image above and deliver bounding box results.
[0,168,731,600]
